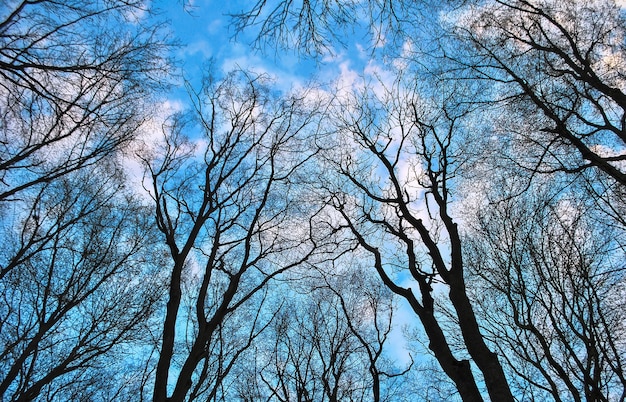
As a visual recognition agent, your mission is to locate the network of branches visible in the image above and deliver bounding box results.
[0,0,624,401]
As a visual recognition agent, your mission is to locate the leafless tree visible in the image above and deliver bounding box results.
[449,0,626,187]
[229,1,626,401]
[230,0,436,55]
[439,3,626,399]
[262,289,369,402]
[313,74,514,401]
[0,0,169,202]
[144,69,321,401]
[322,268,414,402]
[0,1,170,400]
[232,262,410,402]
[464,178,626,402]
[0,162,164,401]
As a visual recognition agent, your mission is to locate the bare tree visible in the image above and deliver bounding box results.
[438,3,626,398]
[0,0,169,202]
[463,177,626,402]
[145,69,320,401]
[262,289,368,402]
[0,1,170,400]
[0,162,163,401]
[323,268,414,402]
[220,1,626,400]
[232,263,410,402]
[450,0,626,187]
[314,75,513,401]
[229,0,432,55]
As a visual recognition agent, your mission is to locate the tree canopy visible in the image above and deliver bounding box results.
[0,0,624,401]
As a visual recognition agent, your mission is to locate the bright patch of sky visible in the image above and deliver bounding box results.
[156,0,381,102]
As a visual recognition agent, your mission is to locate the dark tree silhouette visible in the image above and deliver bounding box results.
[235,266,411,402]
[0,1,169,400]
[451,0,626,186]
[0,163,163,401]
[0,0,169,201]
[315,77,513,401]
[465,178,626,402]
[145,70,320,402]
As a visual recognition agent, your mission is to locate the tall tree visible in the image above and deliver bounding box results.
[230,0,450,58]
[448,3,626,397]
[145,70,320,401]
[0,162,163,401]
[234,266,410,402]
[233,1,626,400]
[0,0,169,201]
[0,1,169,400]
[315,76,513,401]
[464,177,626,401]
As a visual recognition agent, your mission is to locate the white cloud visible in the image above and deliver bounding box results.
[182,40,213,59]
[121,99,185,197]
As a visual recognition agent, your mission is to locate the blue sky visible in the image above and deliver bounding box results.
[157,0,382,101]
[163,0,313,88]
